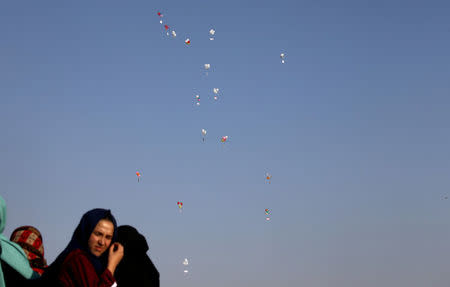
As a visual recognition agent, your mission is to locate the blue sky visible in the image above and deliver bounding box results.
[1,0,450,286]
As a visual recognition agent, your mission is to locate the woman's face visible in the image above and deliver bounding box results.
[88,219,114,257]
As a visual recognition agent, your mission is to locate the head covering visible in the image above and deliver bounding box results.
[0,196,39,287]
[10,226,48,275]
[39,208,117,286]
[115,225,159,287]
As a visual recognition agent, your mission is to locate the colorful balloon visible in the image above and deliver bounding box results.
[265,173,272,184]
[265,208,271,221]
[136,172,141,182]
[195,94,200,106]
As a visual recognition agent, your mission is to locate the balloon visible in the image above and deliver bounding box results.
[164,25,169,30]
[171,30,177,37]
[221,136,228,143]
[204,64,211,76]
[280,53,286,64]
[209,28,215,40]
[182,258,189,274]
[136,172,141,182]
[195,94,200,106]
[201,129,207,142]
[265,172,272,184]
[212,88,219,100]
[177,201,183,209]
[265,209,271,221]
[185,38,191,45]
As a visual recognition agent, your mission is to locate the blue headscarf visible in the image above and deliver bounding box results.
[60,208,118,274]
[40,209,117,286]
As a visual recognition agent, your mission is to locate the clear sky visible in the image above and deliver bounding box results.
[1,0,450,286]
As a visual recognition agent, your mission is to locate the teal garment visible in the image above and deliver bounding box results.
[0,195,39,287]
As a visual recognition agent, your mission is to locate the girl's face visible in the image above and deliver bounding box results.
[88,219,114,257]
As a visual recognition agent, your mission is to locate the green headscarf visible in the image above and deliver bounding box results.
[0,195,39,287]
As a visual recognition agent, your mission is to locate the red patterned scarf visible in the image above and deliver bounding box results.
[10,226,48,275]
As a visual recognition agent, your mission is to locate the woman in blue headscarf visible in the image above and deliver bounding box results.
[39,208,124,287]
[0,195,40,287]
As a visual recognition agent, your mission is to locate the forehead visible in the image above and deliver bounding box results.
[93,219,114,235]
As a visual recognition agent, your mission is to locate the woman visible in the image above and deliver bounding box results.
[0,195,40,287]
[10,226,48,275]
[40,208,124,287]
[115,225,159,287]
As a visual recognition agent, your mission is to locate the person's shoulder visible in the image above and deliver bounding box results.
[62,249,90,265]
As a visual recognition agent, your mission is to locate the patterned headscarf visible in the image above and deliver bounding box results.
[10,226,48,275]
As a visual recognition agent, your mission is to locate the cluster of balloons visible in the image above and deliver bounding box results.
[265,208,271,221]
[158,11,191,44]
[177,201,183,212]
